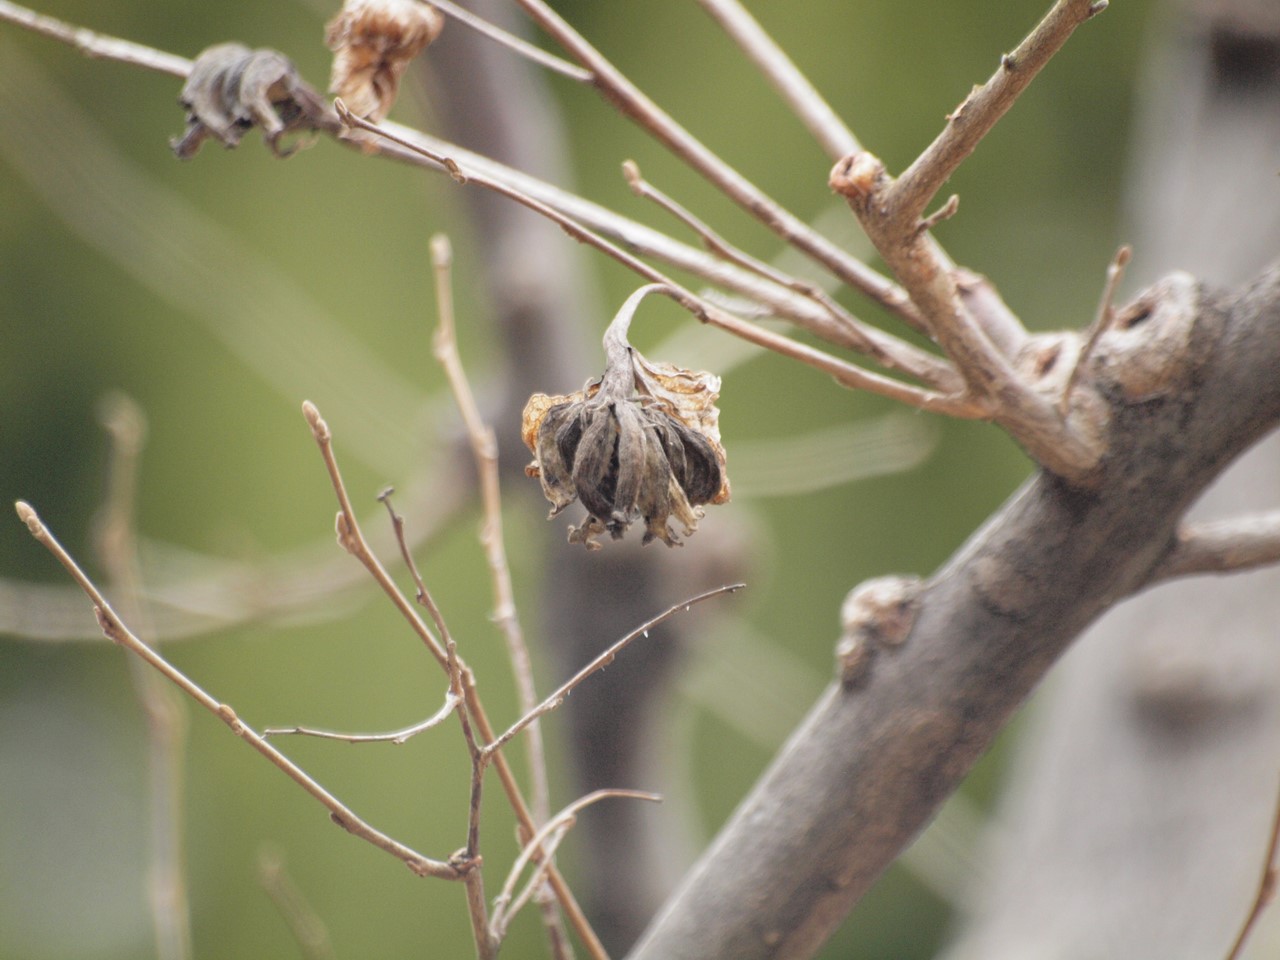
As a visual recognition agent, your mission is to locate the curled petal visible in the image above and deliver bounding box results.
[532,402,579,516]
[572,408,620,529]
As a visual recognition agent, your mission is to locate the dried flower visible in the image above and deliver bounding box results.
[172,44,326,159]
[325,0,444,121]
[523,286,730,550]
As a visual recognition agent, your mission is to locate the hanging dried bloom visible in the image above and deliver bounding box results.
[325,0,445,121]
[523,286,730,550]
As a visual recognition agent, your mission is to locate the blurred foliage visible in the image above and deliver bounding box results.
[1,0,1156,957]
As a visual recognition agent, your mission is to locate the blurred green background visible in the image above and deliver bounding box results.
[0,0,1157,957]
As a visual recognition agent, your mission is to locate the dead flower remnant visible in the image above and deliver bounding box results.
[522,286,730,550]
[172,44,327,159]
[326,0,444,121]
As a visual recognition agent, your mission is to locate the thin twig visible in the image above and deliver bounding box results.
[305,407,603,960]
[426,0,591,83]
[489,789,662,943]
[258,846,336,960]
[301,401,451,670]
[1147,512,1280,585]
[94,394,193,960]
[14,500,464,881]
[1062,244,1131,413]
[430,234,552,823]
[888,0,1109,223]
[0,0,191,76]
[622,159,962,392]
[485,584,745,757]
[508,0,925,330]
[262,690,459,744]
[1224,777,1280,960]
[339,106,983,418]
[694,0,858,159]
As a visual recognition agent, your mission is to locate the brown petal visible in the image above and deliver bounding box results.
[533,402,579,516]
[571,407,620,528]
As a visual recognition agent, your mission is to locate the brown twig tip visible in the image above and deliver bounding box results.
[1087,0,1109,16]
[829,152,886,203]
[301,400,330,442]
[918,194,960,233]
[14,499,43,537]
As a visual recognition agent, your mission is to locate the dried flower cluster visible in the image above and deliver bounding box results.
[171,44,326,159]
[325,0,445,121]
[523,290,730,550]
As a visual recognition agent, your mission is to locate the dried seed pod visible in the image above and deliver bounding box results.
[326,0,444,121]
[522,286,731,550]
[172,44,326,159]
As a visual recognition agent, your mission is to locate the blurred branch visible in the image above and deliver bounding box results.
[94,395,193,960]
[258,846,336,960]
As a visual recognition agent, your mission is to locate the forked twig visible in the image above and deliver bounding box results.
[14,500,465,881]
[300,402,607,960]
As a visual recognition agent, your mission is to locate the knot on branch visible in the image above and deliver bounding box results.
[836,575,923,688]
[1089,272,1202,403]
[172,43,326,159]
[828,151,889,211]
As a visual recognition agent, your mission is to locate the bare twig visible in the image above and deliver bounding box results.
[1147,512,1280,585]
[303,403,606,960]
[508,0,924,329]
[302,401,452,669]
[0,0,191,75]
[622,160,962,392]
[94,394,192,960]
[426,0,590,82]
[485,584,745,757]
[694,0,858,159]
[1224,778,1280,960]
[339,105,983,418]
[262,690,459,744]
[490,789,662,944]
[258,846,336,960]
[1062,244,1132,413]
[889,0,1109,223]
[14,500,465,881]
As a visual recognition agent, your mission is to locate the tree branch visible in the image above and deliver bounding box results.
[626,262,1280,960]
[1148,512,1280,584]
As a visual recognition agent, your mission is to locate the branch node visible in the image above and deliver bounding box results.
[917,194,960,234]
[836,575,923,688]
[829,152,888,206]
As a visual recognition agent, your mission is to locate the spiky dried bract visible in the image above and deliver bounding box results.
[523,348,729,551]
[326,0,444,121]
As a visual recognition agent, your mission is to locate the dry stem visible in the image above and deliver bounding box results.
[14,500,465,881]
[507,0,922,329]
[301,401,607,960]
[1224,778,1280,960]
[485,583,745,758]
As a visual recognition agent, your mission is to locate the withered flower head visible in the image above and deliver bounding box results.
[523,286,730,550]
[325,0,445,121]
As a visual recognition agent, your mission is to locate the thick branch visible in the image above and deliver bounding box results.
[627,263,1280,960]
